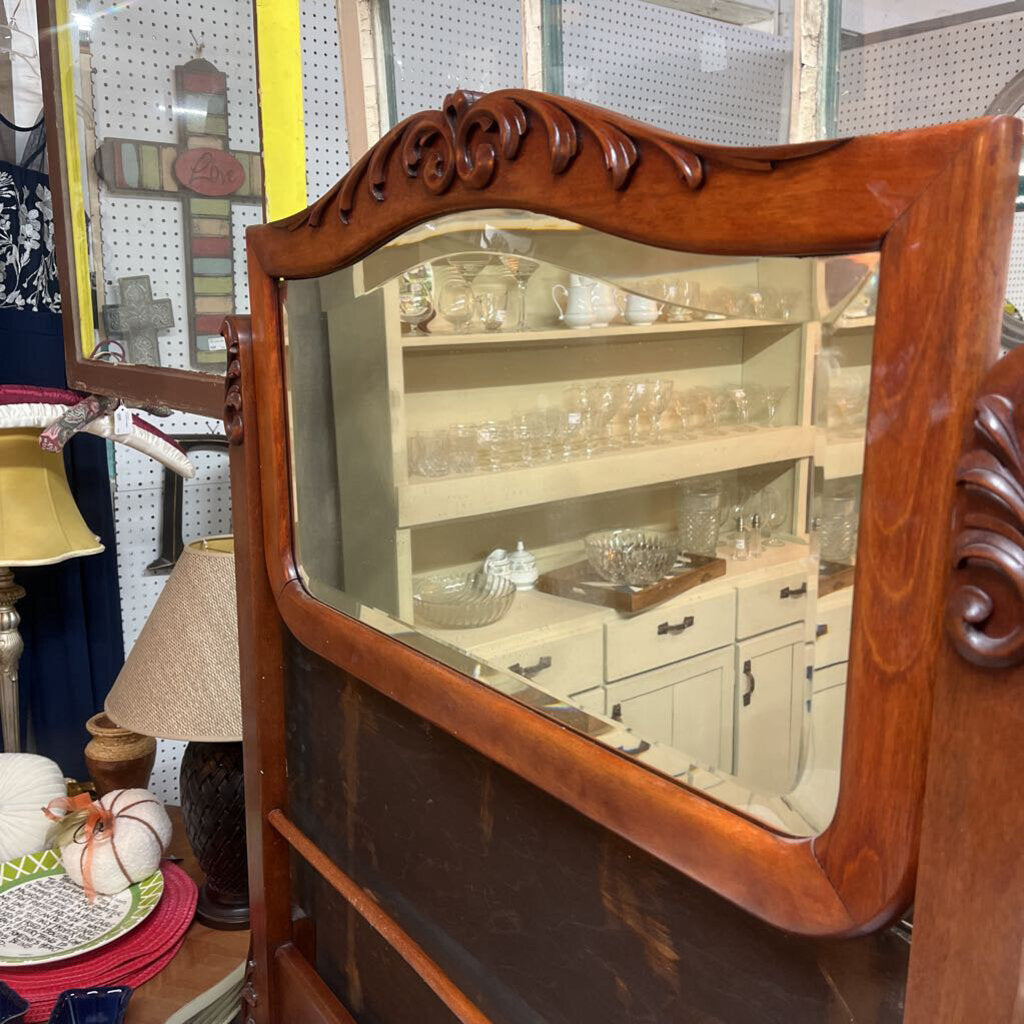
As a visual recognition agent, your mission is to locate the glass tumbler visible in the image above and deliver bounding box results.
[410,429,450,477]
[677,487,725,556]
[819,493,858,563]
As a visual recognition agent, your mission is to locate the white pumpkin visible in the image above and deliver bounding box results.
[61,788,171,895]
[0,752,66,861]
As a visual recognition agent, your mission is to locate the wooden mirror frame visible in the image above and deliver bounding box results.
[231,90,1020,947]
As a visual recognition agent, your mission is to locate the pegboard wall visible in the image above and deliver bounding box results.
[559,0,792,144]
[387,0,523,116]
[301,0,351,202]
[838,12,1024,316]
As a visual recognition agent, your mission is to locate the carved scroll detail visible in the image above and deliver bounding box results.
[281,89,842,231]
[222,316,245,446]
[946,393,1024,667]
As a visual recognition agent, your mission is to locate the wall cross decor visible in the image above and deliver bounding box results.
[103,276,174,366]
[95,57,263,370]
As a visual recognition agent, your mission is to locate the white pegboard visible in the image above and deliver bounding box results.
[301,0,351,202]
[559,0,792,144]
[838,13,1024,332]
[387,0,523,116]
[85,0,259,153]
[838,12,1024,134]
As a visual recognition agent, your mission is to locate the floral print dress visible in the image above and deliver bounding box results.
[0,163,61,313]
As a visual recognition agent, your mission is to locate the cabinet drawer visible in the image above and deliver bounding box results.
[571,686,606,716]
[484,627,604,699]
[814,591,853,670]
[736,570,809,640]
[605,590,735,682]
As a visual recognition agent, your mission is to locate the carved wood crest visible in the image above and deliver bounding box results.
[221,316,246,446]
[946,390,1024,667]
[282,89,840,231]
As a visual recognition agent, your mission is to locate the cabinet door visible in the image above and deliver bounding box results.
[608,647,735,770]
[734,624,807,795]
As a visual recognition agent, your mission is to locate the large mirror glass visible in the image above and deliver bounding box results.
[282,210,877,836]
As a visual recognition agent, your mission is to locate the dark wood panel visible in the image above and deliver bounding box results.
[275,944,358,1024]
[283,635,908,1024]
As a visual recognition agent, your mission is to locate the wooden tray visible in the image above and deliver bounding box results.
[819,559,856,597]
[536,553,727,613]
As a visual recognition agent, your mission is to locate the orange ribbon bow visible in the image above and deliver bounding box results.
[44,793,116,903]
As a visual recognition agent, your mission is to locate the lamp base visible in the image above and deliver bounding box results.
[0,567,26,753]
[180,740,249,931]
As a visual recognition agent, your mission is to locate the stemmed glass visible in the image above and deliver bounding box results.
[760,485,787,546]
[399,269,434,335]
[585,380,624,452]
[498,256,539,331]
[725,384,756,432]
[645,378,675,443]
[624,380,652,446]
[437,259,476,333]
[763,384,790,428]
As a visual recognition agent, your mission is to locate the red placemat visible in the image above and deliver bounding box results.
[0,861,197,1023]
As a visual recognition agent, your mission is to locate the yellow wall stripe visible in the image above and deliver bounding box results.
[56,0,96,356]
[255,0,307,222]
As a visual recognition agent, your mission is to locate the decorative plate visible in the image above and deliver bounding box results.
[0,848,164,966]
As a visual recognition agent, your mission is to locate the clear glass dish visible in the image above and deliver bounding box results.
[584,529,680,586]
[413,571,516,629]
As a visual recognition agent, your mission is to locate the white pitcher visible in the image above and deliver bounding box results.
[623,292,663,325]
[588,280,621,327]
[552,281,595,329]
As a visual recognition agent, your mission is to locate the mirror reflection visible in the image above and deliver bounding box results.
[282,210,877,836]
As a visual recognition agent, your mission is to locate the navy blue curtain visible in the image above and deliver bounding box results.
[0,161,124,776]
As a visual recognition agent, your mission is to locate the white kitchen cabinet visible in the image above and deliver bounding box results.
[606,646,735,771]
[734,623,807,795]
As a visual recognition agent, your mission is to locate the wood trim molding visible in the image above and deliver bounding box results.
[274,944,358,1024]
[236,91,1021,938]
[946,392,1024,668]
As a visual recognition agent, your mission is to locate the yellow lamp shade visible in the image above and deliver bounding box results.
[0,429,104,565]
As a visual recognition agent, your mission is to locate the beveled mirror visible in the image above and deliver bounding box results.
[233,90,1020,940]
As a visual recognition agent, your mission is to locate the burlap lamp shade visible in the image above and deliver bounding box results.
[105,536,241,742]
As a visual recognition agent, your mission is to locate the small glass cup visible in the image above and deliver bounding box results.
[410,429,449,477]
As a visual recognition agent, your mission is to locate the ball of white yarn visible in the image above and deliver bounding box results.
[61,788,171,895]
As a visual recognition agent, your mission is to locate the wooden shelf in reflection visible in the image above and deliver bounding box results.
[822,436,866,479]
[833,314,875,331]
[399,425,815,527]
[401,317,792,350]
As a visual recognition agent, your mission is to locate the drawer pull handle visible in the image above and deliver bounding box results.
[780,582,808,599]
[742,659,756,707]
[657,615,694,636]
[508,655,552,679]
[816,622,829,638]
[611,702,622,721]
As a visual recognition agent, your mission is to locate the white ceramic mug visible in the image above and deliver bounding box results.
[552,283,595,329]
[623,292,663,325]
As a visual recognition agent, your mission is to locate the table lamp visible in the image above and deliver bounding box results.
[0,428,104,752]
[104,535,249,929]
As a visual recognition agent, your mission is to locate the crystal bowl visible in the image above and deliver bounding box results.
[584,529,680,586]
[413,571,516,629]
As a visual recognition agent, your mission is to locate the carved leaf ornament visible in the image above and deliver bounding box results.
[281,89,838,231]
[946,393,1024,667]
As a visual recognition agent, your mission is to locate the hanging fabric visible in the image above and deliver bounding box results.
[0,155,124,776]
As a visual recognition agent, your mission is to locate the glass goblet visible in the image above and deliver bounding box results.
[763,384,790,428]
[760,485,787,547]
[399,272,434,335]
[498,255,539,331]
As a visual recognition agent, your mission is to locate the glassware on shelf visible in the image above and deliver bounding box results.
[763,384,790,427]
[623,379,652,446]
[447,253,493,282]
[473,278,510,332]
[413,571,516,629]
[677,484,726,556]
[436,260,476,333]
[759,485,787,547]
[725,384,757,432]
[398,270,434,335]
[409,429,450,478]
[498,256,539,331]
[661,279,703,322]
[820,492,858,563]
[645,378,675,443]
[584,529,680,586]
[448,423,479,474]
[586,380,624,451]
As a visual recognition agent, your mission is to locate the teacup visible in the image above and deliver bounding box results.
[623,293,663,325]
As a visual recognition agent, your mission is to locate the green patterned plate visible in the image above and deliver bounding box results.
[0,848,164,966]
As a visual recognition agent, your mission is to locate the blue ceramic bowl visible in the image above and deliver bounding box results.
[48,988,133,1024]
[0,981,27,1024]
